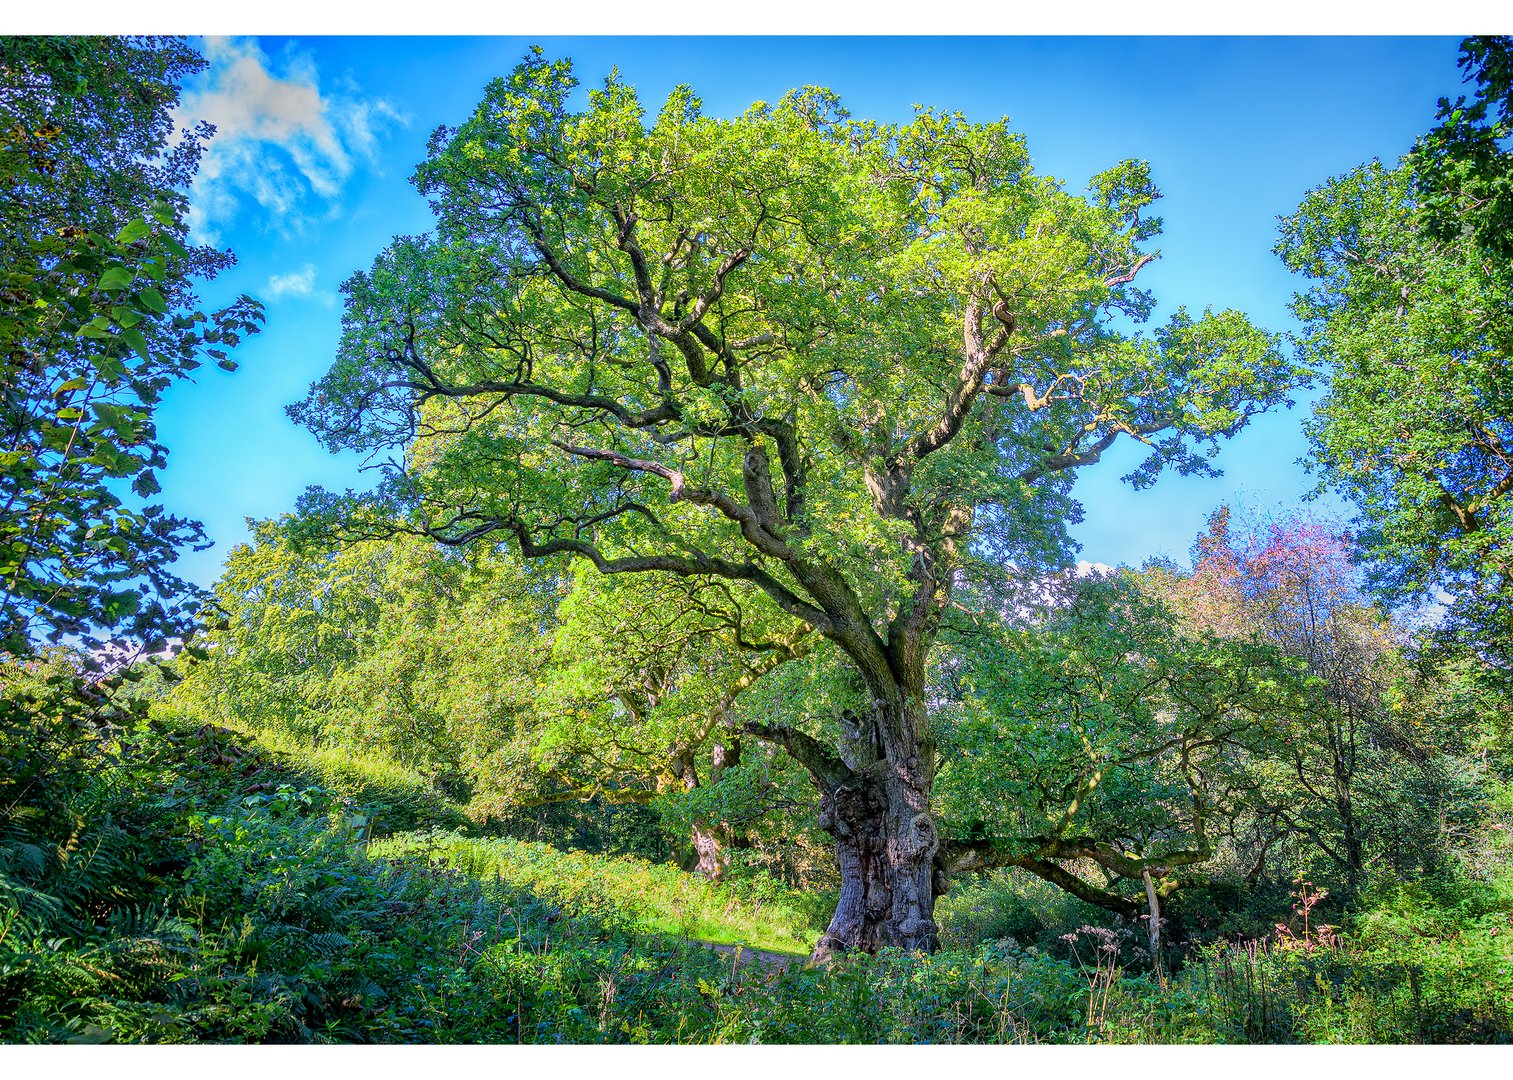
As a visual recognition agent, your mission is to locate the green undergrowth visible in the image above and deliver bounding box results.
[7,707,1513,1044]
[372,831,823,958]
[149,713,473,838]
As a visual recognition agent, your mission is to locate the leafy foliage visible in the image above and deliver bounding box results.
[1410,35,1513,265]
[936,570,1309,914]
[0,36,262,702]
[288,48,1298,952]
[1281,37,1513,665]
[7,39,1513,1046]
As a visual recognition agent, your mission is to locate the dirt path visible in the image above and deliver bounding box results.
[690,940,806,972]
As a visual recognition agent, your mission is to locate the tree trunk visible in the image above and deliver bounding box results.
[1339,795,1364,890]
[1142,868,1162,959]
[812,696,940,960]
[680,735,741,882]
[691,821,732,881]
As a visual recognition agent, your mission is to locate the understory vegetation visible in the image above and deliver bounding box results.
[2,704,1510,1044]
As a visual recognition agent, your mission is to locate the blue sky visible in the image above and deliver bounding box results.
[156,35,1464,588]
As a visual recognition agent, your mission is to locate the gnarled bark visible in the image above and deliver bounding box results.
[756,690,941,960]
[813,769,941,958]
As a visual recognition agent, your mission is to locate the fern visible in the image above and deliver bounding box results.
[309,932,354,953]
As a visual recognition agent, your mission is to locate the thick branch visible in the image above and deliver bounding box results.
[1103,253,1156,288]
[743,720,854,791]
[1016,858,1143,918]
[941,832,1210,883]
[523,216,642,316]
[1016,418,1176,484]
[904,303,1014,461]
[552,441,795,560]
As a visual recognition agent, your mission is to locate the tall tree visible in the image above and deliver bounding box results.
[1411,36,1513,266]
[1280,37,1513,667]
[294,53,1298,954]
[0,36,262,707]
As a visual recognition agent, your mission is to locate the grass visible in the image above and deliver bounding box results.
[197,719,823,955]
[372,831,823,957]
[192,717,473,835]
[12,708,1513,1043]
[101,714,1513,1043]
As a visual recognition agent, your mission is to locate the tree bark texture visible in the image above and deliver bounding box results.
[676,736,741,883]
[811,695,940,959]
[691,822,732,882]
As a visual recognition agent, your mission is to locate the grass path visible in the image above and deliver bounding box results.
[177,720,823,963]
[692,940,806,970]
[372,831,824,957]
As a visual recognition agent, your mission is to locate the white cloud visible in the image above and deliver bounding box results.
[265,264,317,299]
[179,37,407,245]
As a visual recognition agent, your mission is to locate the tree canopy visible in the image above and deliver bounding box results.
[293,50,1301,954]
[1281,37,1513,667]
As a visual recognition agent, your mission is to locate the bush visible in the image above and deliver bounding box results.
[937,868,1120,955]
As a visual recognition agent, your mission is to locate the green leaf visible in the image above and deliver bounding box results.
[115,218,151,244]
[98,266,134,291]
[139,287,168,314]
[122,326,150,359]
[102,589,141,621]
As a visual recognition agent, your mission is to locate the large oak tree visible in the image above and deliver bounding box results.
[295,52,1300,954]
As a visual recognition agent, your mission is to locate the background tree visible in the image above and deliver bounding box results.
[1280,36,1513,670]
[1150,508,1450,892]
[294,53,1299,955]
[1,38,263,1018]
[0,36,262,713]
[183,517,822,876]
[540,570,812,878]
[179,519,557,793]
[936,571,1306,941]
[178,518,390,746]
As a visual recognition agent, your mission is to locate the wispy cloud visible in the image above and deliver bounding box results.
[179,37,407,245]
[265,264,317,299]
